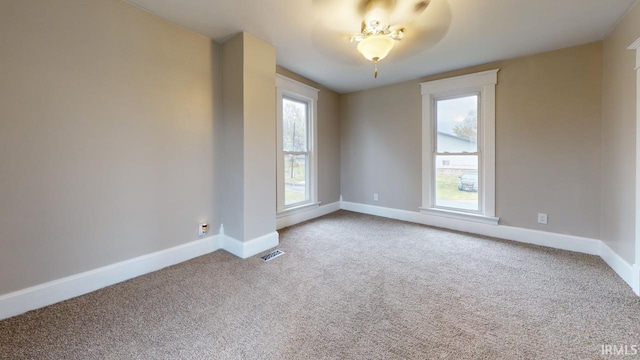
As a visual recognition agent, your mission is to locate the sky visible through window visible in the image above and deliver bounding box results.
[283,97,309,206]
[435,95,479,211]
[436,95,477,137]
[283,98,307,152]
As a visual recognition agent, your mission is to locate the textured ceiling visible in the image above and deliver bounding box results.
[126,0,637,93]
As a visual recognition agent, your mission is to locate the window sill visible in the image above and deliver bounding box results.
[419,207,499,225]
[277,202,321,218]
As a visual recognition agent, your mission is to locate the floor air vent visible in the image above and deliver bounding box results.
[261,249,284,262]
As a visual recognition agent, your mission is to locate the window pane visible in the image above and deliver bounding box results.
[435,155,478,211]
[436,95,478,153]
[284,154,308,206]
[283,98,308,152]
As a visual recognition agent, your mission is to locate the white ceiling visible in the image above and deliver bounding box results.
[126,0,637,93]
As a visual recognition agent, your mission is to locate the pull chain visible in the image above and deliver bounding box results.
[373,57,379,78]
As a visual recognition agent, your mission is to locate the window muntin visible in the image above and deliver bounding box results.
[282,96,310,207]
[276,74,319,214]
[420,69,499,224]
[433,94,480,212]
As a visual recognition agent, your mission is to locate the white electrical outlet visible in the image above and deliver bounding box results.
[373,193,379,201]
[198,223,209,236]
[537,213,548,224]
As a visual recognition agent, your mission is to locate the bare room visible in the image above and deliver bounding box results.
[1,0,640,358]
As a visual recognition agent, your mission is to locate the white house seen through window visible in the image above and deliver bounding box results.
[420,69,499,225]
[434,94,480,211]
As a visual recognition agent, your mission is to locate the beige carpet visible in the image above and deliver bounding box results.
[1,210,639,359]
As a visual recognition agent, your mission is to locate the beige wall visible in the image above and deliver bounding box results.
[602,2,640,264]
[340,82,423,211]
[221,33,276,241]
[242,33,277,240]
[0,0,221,294]
[276,67,342,206]
[221,34,246,241]
[341,43,603,239]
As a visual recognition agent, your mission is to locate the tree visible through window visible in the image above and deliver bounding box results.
[276,74,318,214]
[282,97,309,206]
[420,69,498,224]
[434,95,480,211]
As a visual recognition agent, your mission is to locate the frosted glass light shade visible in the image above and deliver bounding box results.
[357,35,394,62]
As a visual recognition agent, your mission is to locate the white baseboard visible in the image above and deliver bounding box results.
[276,201,341,229]
[223,231,279,259]
[600,243,636,292]
[340,201,640,294]
[2,201,637,320]
[341,201,601,255]
[0,235,223,321]
[0,226,281,320]
[634,265,640,295]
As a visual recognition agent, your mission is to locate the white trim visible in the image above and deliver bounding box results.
[419,207,499,225]
[600,243,636,293]
[277,201,341,229]
[420,69,499,217]
[0,227,280,320]
[276,74,319,100]
[633,264,640,295]
[340,201,640,294]
[421,93,433,209]
[630,39,640,291]
[3,202,638,320]
[420,70,499,96]
[277,201,321,217]
[0,235,223,320]
[276,75,319,214]
[342,201,600,254]
[223,231,279,259]
[629,37,640,70]
[482,79,497,216]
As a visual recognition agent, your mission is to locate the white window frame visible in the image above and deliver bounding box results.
[420,69,499,225]
[276,74,319,215]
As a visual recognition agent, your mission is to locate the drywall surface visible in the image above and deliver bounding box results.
[602,2,640,264]
[340,82,423,211]
[221,32,277,242]
[221,34,246,241]
[341,43,603,239]
[0,0,219,294]
[242,33,277,241]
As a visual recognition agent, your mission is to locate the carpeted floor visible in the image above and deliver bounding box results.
[1,210,639,359]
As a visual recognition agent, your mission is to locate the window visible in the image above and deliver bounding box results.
[282,97,310,206]
[276,75,319,214]
[435,94,479,211]
[420,70,499,224]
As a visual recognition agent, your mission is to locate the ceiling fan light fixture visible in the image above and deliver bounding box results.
[364,6,389,32]
[356,34,395,62]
